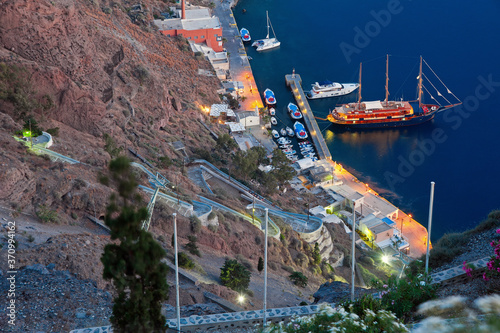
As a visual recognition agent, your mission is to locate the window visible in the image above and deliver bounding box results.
[216,36,222,41]
[194,36,198,39]
[201,35,205,38]
[188,37,191,40]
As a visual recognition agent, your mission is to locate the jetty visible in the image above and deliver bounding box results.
[285,73,331,161]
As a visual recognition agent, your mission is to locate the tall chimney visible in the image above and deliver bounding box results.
[181,0,186,19]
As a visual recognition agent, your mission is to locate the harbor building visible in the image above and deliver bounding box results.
[154,1,224,52]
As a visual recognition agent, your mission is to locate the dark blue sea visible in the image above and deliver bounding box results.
[234,0,500,241]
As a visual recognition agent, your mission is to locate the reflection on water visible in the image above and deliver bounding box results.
[326,128,401,156]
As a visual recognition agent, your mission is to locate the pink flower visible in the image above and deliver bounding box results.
[483,272,490,281]
[496,228,500,234]
[383,284,388,289]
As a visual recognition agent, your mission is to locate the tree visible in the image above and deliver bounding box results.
[185,235,201,257]
[220,259,251,292]
[100,157,169,332]
[257,257,264,273]
[312,242,321,266]
[289,271,308,288]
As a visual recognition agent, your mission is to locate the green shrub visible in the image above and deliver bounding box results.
[340,294,384,319]
[357,263,380,286]
[45,127,59,137]
[372,272,438,322]
[177,252,195,270]
[185,235,201,257]
[220,259,251,293]
[189,215,202,233]
[71,212,78,220]
[36,205,59,223]
[289,271,308,288]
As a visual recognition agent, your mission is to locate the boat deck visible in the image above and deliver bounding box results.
[285,73,332,161]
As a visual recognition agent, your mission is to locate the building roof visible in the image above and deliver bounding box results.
[154,15,220,31]
[226,122,245,133]
[370,222,393,235]
[294,158,314,170]
[210,104,228,117]
[363,193,398,217]
[236,110,258,119]
[210,104,235,117]
[360,214,384,229]
[322,214,343,224]
[309,206,327,217]
[329,184,364,202]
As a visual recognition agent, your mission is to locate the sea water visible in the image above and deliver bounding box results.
[234,0,500,241]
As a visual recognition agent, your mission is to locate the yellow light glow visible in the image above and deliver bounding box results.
[238,294,245,303]
[382,255,390,264]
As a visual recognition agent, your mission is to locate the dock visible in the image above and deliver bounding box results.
[285,73,332,161]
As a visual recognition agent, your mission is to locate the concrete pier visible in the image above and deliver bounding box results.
[285,73,332,161]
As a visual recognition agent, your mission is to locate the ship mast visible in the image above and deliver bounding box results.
[266,11,270,39]
[417,56,423,107]
[357,62,362,109]
[385,54,390,105]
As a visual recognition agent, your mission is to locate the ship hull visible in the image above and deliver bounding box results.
[327,102,441,129]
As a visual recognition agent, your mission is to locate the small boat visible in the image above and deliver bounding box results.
[271,129,279,138]
[286,126,294,137]
[294,121,308,140]
[269,107,276,116]
[298,141,311,147]
[240,28,251,42]
[300,147,314,153]
[279,144,293,149]
[306,81,359,100]
[270,117,277,125]
[252,11,280,51]
[277,137,291,145]
[280,128,287,136]
[286,154,299,162]
[287,103,303,120]
[264,88,276,105]
[283,150,297,155]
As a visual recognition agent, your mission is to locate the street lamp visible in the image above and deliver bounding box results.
[238,294,245,304]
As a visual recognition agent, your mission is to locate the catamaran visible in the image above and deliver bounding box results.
[327,55,462,128]
[306,81,359,99]
[252,11,280,51]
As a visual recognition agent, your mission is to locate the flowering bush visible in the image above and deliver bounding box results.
[413,295,500,333]
[462,228,500,281]
[484,228,500,281]
[262,303,408,333]
[371,273,437,322]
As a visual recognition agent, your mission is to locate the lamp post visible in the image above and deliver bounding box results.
[350,202,356,302]
[263,208,269,327]
[425,182,435,275]
[173,213,180,332]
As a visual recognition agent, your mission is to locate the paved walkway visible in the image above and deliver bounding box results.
[213,1,263,112]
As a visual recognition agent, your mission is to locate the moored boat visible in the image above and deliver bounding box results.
[294,121,308,140]
[327,55,462,129]
[287,102,303,120]
[271,129,279,138]
[269,107,276,116]
[264,88,276,105]
[240,28,251,42]
[280,128,287,136]
[277,137,291,145]
[286,126,294,137]
[270,117,277,125]
[306,81,359,100]
[252,11,280,51]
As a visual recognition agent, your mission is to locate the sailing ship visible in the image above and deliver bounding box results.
[240,28,251,42]
[327,55,462,128]
[252,11,280,51]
